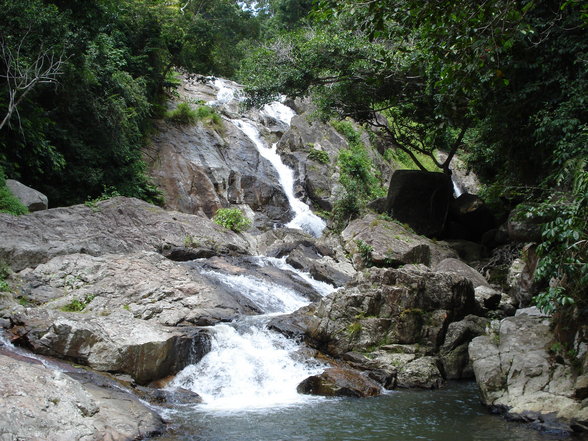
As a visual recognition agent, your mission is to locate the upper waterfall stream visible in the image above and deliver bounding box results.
[209,78,326,237]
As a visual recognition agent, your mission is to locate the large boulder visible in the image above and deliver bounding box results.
[15,251,253,325]
[297,367,381,397]
[0,196,253,272]
[469,310,588,433]
[440,315,489,379]
[7,308,210,385]
[434,258,490,288]
[305,266,477,357]
[341,213,457,268]
[396,356,445,389]
[0,354,163,440]
[385,170,453,237]
[5,179,48,212]
[447,193,496,241]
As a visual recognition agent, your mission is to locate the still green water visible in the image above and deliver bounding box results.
[154,382,586,441]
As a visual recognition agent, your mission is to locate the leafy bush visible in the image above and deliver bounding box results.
[308,148,329,164]
[531,161,587,314]
[331,120,362,148]
[0,168,28,215]
[85,186,121,210]
[195,105,224,131]
[213,208,252,232]
[60,294,96,312]
[166,102,198,125]
[355,239,374,267]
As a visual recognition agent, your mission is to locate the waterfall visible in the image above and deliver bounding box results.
[168,259,335,411]
[233,120,326,237]
[208,78,326,238]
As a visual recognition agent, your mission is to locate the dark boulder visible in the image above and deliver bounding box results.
[385,170,453,237]
[447,193,496,241]
[297,367,382,397]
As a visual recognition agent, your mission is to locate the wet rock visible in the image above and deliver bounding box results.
[297,367,381,397]
[341,213,457,268]
[9,308,210,385]
[396,356,445,389]
[385,170,453,237]
[0,353,163,440]
[434,258,490,288]
[16,251,251,325]
[469,313,588,432]
[146,76,293,227]
[5,179,48,212]
[0,196,253,272]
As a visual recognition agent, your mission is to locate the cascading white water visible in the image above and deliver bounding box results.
[251,256,336,297]
[168,259,335,412]
[234,119,326,237]
[199,269,310,314]
[170,323,324,411]
[207,77,326,237]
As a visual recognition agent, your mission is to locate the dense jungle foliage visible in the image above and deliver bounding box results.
[0,0,586,319]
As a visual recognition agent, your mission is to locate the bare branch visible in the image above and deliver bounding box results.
[0,33,65,132]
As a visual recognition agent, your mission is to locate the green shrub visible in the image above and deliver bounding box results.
[85,186,121,210]
[166,102,198,125]
[213,208,252,232]
[0,280,10,292]
[308,149,329,164]
[331,119,362,148]
[355,239,374,267]
[60,294,96,312]
[0,168,28,216]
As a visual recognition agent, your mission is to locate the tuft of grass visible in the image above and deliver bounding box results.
[166,102,198,125]
[60,294,96,312]
[308,148,330,164]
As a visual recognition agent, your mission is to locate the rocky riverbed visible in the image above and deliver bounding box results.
[1,75,587,440]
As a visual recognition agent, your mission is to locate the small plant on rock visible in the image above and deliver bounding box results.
[355,239,374,267]
[166,102,198,125]
[213,208,252,233]
[308,148,329,164]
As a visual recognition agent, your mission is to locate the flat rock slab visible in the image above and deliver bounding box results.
[16,251,251,326]
[8,308,210,385]
[342,213,457,268]
[0,353,163,441]
[0,196,253,272]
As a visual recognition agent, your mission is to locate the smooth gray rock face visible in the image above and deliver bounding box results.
[8,308,210,385]
[469,314,588,433]
[341,213,457,269]
[0,354,163,441]
[434,258,490,288]
[440,315,489,379]
[5,179,48,211]
[16,251,254,326]
[396,356,445,389]
[0,196,253,272]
